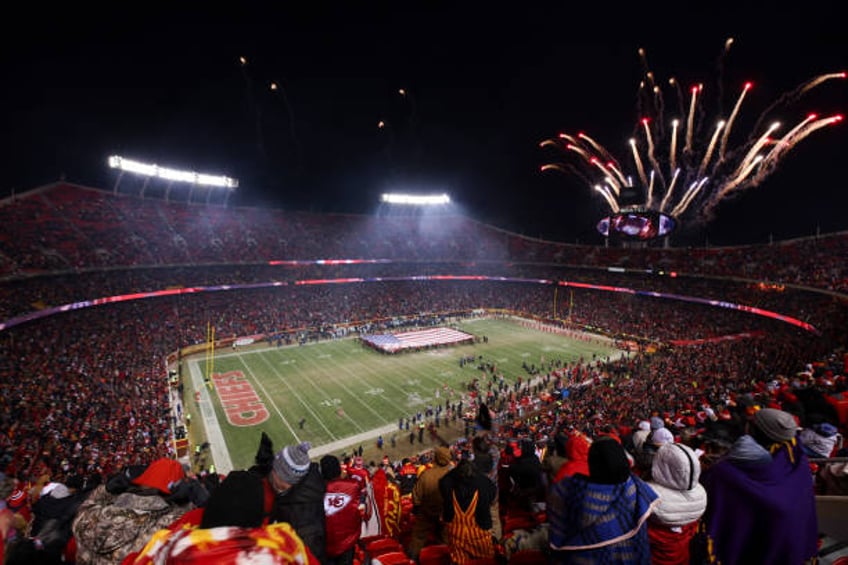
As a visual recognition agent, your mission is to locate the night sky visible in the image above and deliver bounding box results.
[3,4,846,246]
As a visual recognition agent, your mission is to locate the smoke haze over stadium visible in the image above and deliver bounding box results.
[3,4,846,246]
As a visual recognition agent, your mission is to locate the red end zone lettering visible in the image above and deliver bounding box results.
[210,371,270,427]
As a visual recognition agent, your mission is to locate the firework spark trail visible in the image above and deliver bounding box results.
[647,170,656,205]
[594,185,620,212]
[658,168,681,212]
[654,85,666,138]
[578,133,622,172]
[671,178,709,217]
[669,78,686,124]
[736,122,781,172]
[607,162,629,188]
[238,56,267,161]
[629,138,649,188]
[669,119,680,172]
[716,37,735,115]
[697,120,725,179]
[541,40,843,227]
[684,85,700,153]
[718,82,752,161]
[641,119,666,188]
[752,72,846,135]
[800,72,847,94]
[752,114,843,183]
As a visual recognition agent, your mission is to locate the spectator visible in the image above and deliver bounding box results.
[700,408,818,565]
[548,437,658,564]
[552,430,591,483]
[269,442,327,564]
[408,446,453,560]
[321,455,364,565]
[507,439,545,512]
[646,443,707,565]
[30,482,87,562]
[439,456,497,564]
[799,422,841,458]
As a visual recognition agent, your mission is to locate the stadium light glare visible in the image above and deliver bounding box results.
[381,193,451,205]
[107,155,238,188]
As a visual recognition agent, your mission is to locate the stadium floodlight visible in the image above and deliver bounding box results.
[108,155,238,188]
[381,193,450,205]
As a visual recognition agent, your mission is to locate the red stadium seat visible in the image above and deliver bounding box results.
[418,543,451,565]
[372,550,415,565]
[366,537,404,560]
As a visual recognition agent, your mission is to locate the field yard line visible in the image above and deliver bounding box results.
[188,361,233,475]
[310,422,399,459]
[286,357,362,430]
[237,356,301,442]
[299,351,387,427]
[256,352,338,441]
[324,365,391,424]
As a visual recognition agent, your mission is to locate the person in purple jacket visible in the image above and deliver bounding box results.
[700,408,818,565]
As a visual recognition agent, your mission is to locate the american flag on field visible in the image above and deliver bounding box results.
[361,327,474,353]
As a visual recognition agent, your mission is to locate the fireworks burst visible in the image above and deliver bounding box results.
[541,40,844,227]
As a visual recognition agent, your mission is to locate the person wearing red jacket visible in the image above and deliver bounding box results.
[347,456,370,487]
[321,455,365,565]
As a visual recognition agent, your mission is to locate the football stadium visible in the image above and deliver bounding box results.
[2,9,848,565]
[1,180,847,563]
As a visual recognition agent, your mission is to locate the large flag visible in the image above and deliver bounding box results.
[361,327,473,353]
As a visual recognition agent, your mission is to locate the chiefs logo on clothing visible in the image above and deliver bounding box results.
[324,493,352,516]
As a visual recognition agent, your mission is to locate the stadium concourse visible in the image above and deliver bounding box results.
[0,182,846,563]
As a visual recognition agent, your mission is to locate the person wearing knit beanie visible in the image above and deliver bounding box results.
[752,408,798,444]
[271,441,312,494]
[269,442,327,563]
[650,417,665,431]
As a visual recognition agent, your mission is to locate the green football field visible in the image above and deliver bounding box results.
[184,317,623,472]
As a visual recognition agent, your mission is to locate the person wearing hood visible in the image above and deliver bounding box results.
[799,422,841,458]
[549,437,659,564]
[268,441,327,564]
[507,439,545,513]
[29,482,88,561]
[407,446,454,560]
[552,430,591,484]
[646,443,707,565]
[700,408,817,565]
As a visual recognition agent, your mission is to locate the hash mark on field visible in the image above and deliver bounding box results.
[279,359,297,365]
[520,353,530,357]
[295,353,384,429]
[256,354,338,440]
[316,354,332,359]
[406,392,425,407]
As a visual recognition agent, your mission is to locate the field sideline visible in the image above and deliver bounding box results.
[184,317,623,472]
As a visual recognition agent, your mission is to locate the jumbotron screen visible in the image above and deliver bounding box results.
[597,210,676,240]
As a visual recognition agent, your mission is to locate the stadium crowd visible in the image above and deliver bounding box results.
[1,183,846,293]
[0,183,847,563]
[0,278,846,562]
